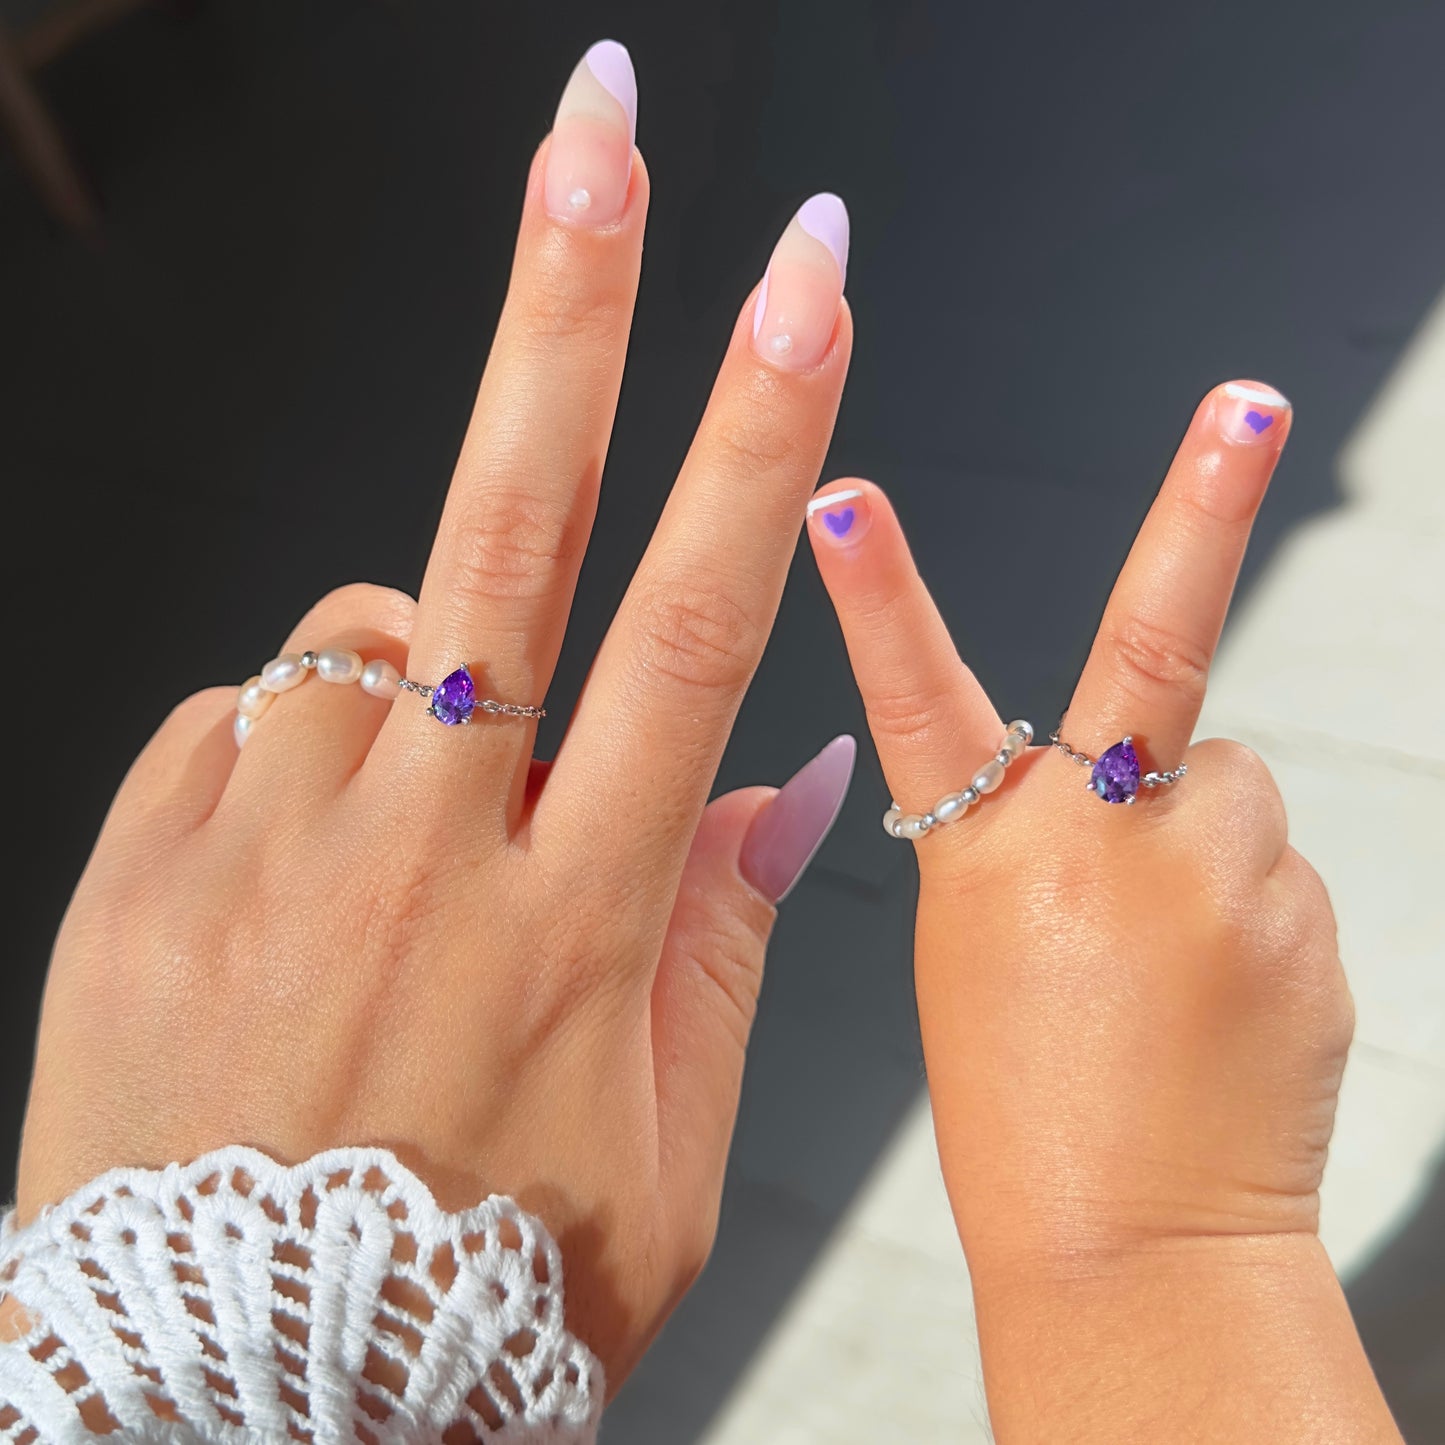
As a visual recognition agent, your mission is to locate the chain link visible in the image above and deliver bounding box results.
[1049,721,1187,788]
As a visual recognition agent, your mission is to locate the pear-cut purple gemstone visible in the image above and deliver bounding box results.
[1089,739,1140,803]
[430,666,476,726]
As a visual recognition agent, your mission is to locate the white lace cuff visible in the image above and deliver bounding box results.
[0,1146,603,1443]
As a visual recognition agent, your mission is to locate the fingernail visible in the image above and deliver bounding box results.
[751,192,849,371]
[807,485,872,546]
[1214,380,1291,446]
[544,40,637,226]
[740,735,857,904]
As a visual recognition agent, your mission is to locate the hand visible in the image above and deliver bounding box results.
[808,382,1400,1441]
[12,42,856,1388]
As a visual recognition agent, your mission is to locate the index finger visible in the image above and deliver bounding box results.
[1061,379,1292,781]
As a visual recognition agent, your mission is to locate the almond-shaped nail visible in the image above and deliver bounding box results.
[1214,379,1291,446]
[807,485,872,546]
[751,193,849,372]
[740,736,857,904]
[544,40,637,226]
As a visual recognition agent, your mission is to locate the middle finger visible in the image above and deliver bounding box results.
[385,42,644,799]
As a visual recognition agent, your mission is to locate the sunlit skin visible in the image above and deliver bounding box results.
[4,50,852,1393]
[807,386,1402,1443]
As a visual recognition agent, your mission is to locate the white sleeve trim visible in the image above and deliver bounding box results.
[0,1145,602,1443]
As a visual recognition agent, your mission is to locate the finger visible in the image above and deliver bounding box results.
[541,195,851,889]
[652,737,855,1240]
[392,41,644,796]
[229,583,415,797]
[107,686,239,839]
[1062,379,1292,782]
[806,478,1007,821]
[1182,737,1290,878]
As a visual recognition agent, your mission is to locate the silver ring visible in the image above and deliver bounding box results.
[1048,726,1186,804]
[398,665,546,727]
[884,720,1033,840]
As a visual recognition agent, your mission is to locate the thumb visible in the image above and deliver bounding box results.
[652,736,856,1241]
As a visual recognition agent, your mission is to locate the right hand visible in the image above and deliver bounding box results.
[808,382,1400,1441]
[9,41,853,1394]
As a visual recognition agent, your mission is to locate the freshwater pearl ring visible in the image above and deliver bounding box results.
[232,653,543,747]
[883,720,1033,840]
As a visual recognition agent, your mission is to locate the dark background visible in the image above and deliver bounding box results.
[3,1,1442,1438]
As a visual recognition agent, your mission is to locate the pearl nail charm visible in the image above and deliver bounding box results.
[360,659,401,699]
[316,648,363,684]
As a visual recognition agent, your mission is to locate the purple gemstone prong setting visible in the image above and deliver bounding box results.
[399,664,545,727]
[1050,724,1187,804]
[884,720,1033,840]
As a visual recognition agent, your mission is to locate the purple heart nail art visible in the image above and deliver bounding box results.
[823,507,855,536]
[1244,409,1274,434]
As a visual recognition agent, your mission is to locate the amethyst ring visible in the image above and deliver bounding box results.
[1048,727,1187,804]
[398,665,545,727]
[232,652,544,748]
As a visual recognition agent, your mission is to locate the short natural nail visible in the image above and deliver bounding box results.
[739,735,857,904]
[544,39,637,226]
[1214,379,1291,446]
[807,485,871,546]
[751,192,849,371]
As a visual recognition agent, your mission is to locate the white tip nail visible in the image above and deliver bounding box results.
[1223,381,1291,407]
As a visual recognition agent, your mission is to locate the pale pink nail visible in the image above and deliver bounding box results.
[739,736,857,904]
[543,40,637,226]
[750,193,849,371]
[1214,379,1291,446]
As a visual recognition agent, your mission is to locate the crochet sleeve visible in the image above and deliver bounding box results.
[0,1146,603,1444]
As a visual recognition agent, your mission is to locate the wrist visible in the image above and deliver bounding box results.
[967,1232,1401,1445]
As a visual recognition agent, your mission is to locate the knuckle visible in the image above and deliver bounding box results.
[1107,614,1211,702]
[302,582,416,636]
[517,263,630,347]
[707,393,808,476]
[680,911,770,1053]
[864,687,955,754]
[633,579,762,694]
[445,492,578,605]
[162,686,234,734]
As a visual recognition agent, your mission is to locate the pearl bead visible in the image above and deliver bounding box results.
[236,676,274,720]
[882,806,902,837]
[261,654,307,692]
[972,759,1006,794]
[933,791,971,823]
[233,713,254,748]
[1000,733,1026,762]
[897,814,931,840]
[316,648,363,684]
[1007,719,1034,744]
[360,659,402,699]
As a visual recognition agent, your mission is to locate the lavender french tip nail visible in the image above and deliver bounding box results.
[740,735,857,905]
[795,192,850,290]
[584,39,637,144]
